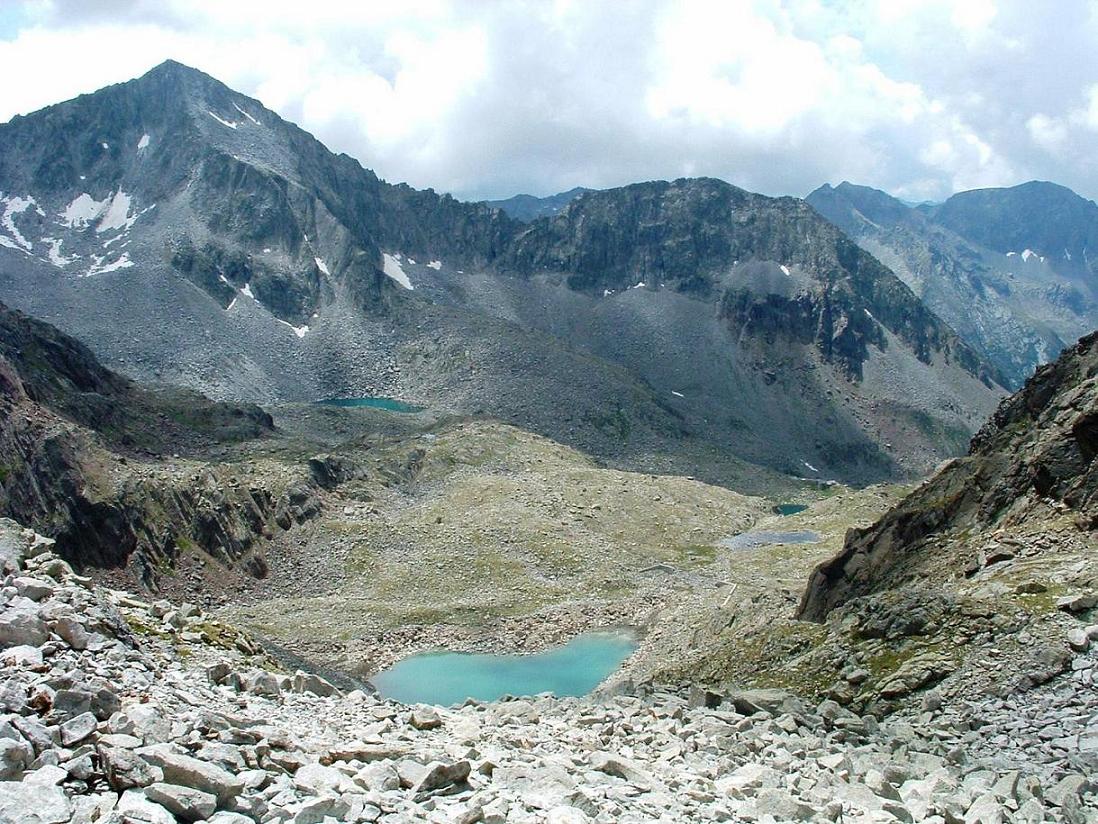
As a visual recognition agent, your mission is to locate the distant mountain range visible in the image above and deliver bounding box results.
[0,61,1009,487]
[808,181,1098,387]
[486,187,591,222]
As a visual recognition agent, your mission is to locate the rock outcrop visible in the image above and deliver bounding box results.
[0,301,319,588]
[799,329,1098,620]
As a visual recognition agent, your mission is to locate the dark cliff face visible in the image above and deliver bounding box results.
[501,178,1000,384]
[808,181,1098,389]
[924,181,1098,269]
[0,301,305,588]
[798,329,1098,621]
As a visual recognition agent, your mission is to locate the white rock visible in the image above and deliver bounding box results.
[145,781,217,821]
[0,601,48,648]
[21,764,67,786]
[0,781,72,823]
[60,712,97,746]
[138,745,244,803]
[0,645,42,667]
[293,762,352,795]
[546,806,591,824]
[116,788,175,824]
[52,616,89,650]
[12,577,53,602]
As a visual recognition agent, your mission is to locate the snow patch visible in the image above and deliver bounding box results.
[802,460,819,473]
[1020,248,1044,263]
[263,247,272,254]
[60,191,151,235]
[1006,251,1017,257]
[226,297,237,311]
[1064,248,1072,261]
[42,237,76,267]
[232,102,261,126]
[0,236,22,251]
[84,253,133,277]
[864,308,875,320]
[241,283,255,299]
[218,274,231,285]
[671,390,685,398]
[314,257,331,276]
[603,289,614,297]
[382,253,413,289]
[632,281,645,289]
[1,193,40,251]
[137,133,150,151]
[96,191,134,233]
[277,319,309,338]
[207,111,238,129]
[101,142,109,150]
[60,193,108,228]
[780,264,791,276]
[427,260,442,270]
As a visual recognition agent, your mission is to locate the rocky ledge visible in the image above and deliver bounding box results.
[0,518,1095,823]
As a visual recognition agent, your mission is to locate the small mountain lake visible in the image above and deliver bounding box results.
[774,503,808,516]
[317,396,425,413]
[720,529,820,550]
[370,631,638,706]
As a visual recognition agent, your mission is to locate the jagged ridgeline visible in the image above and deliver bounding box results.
[0,60,1006,486]
[808,181,1098,389]
[799,329,1098,620]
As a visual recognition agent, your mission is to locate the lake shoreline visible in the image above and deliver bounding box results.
[369,627,642,705]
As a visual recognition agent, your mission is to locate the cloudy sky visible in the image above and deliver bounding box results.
[2,0,1097,203]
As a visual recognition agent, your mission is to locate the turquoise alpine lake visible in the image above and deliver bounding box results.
[774,503,808,516]
[317,397,425,413]
[370,631,639,706]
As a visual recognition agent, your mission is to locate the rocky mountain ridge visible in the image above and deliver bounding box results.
[0,59,514,325]
[808,181,1098,387]
[499,178,998,384]
[0,300,324,588]
[798,327,1098,621]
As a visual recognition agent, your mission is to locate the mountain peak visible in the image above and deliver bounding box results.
[142,58,204,77]
[926,179,1098,258]
[128,59,249,111]
[806,180,911,233]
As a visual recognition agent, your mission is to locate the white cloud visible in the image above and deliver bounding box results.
[1085,85,1098,131]
[0,0,1096,202]
[1027,113,1067,150]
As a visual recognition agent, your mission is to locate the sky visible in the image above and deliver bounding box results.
[2,0,1097,203]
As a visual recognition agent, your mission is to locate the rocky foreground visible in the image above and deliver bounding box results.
[1,519,1095,824]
